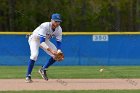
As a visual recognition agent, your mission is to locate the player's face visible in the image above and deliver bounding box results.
[51,20,60,29]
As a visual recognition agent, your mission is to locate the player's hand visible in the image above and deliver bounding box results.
[47,48,57,55]
[51,50,58,55]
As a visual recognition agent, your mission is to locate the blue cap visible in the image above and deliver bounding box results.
[51,13,62,22]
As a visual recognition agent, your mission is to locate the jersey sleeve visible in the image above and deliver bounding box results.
[37,23,49,38]
[40,37,46,43]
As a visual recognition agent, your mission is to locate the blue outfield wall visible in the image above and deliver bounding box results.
[0,34,140,66]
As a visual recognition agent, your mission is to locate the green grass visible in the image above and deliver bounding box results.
[0,90,140,93]
[0,66,140,79]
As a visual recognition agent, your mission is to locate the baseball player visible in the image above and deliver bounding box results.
[25,13,64,83]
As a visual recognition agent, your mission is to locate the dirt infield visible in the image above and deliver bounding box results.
[0,79,140,91]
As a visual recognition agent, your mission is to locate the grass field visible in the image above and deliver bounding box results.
[0,90,140,93]
[0,66,140,79]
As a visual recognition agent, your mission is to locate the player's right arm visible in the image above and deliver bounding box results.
[40,37,57,55]
[35,22,57,55]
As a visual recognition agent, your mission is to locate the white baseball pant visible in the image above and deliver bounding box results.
[28,35,57,61]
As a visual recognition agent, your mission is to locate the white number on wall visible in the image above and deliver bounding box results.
[92,35,109,41]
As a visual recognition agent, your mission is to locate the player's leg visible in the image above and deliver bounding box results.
[39,40,57,80]
[26,36,40,83]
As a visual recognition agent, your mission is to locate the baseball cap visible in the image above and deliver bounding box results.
[51,13,62,22]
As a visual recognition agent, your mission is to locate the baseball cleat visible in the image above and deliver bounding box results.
[38,68,48,81]
[25,76,33,83]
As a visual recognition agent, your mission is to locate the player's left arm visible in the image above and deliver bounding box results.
[53,28,64,61]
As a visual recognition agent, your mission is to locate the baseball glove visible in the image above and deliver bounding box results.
[54,52,64,61]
